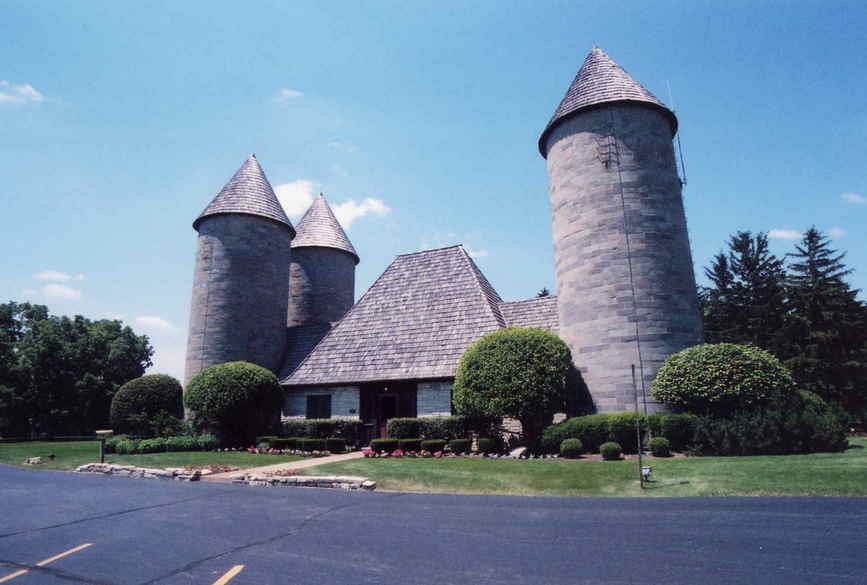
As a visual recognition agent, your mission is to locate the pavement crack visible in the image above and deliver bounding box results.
[0,493,219,540]
[137,493,401,585]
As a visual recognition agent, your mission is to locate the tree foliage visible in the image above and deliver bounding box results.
[700,228,867,425]
[651,343,796,415]
[184,361,283,446]
[109,374,183,435]
[0,302,153,437]
[452,327,572,444]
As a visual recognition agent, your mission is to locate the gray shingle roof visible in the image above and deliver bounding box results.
[193,154,294,233]
[281,245,506,385]
[539,47,677,157]
[291,193,359,264]
[280,323,333,380]
[499,296,559,333]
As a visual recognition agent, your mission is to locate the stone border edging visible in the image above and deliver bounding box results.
[75,463,201,481]
[235,474,376,490]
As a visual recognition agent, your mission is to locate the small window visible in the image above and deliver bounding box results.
[306,394,332,419]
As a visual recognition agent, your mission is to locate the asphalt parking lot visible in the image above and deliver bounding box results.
[1,465,865,585]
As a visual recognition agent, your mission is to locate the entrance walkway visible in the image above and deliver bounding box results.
[202,451,364,483]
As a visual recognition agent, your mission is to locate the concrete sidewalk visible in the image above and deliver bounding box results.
[201,450,364,482]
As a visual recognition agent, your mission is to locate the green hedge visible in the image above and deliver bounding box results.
[600,442,622,460]
[386,416,500,441]
[398,438,422,452]
[421,439,447,453]
[370,439,398,453]
[649,437,671,457]
[105,434,218,454]
[109,374,184,435]
[448,439,471,454]
[298,438,327,452]
[326,438,347,453]
[542,412,698,454]
[281,419,363,445]
[560,438,583,459]
[476,437,500,454]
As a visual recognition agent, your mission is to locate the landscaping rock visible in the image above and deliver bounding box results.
[75,463,200,481]
[235,474,375,491]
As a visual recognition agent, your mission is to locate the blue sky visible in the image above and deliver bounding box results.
[2,1,865,380]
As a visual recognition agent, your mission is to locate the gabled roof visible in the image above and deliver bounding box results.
[499,296,559,333]
[281,245,506,385]
[539,47,677,157]
[193,154,294,233]
[291,193,359,264]
[279,323,333,381]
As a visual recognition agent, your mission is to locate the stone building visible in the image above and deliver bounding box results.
[183,47,703,436]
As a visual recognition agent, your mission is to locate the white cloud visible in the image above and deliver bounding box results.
[828,226,847,238]
[466,248,490,258]
[0,80,45,105]
[274,179,318,219]
[41,283,81,300]
[21,288,37,297]
[842,192,866,205]
[34,269,72,281]
[146,345,186,381]
[333,198,391,229]
[274,88,303,102]
[326,141,359,153]
[135,316,176,331]
[768,228,802,240]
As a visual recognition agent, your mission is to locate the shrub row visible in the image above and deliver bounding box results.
[369,437,494,454]
[106,434,218,454]
[542,413,698,454]
[280,419,363,446]
[386,416,500,441]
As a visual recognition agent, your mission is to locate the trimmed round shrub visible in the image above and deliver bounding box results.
[398,438,422,452]
[453,327,573,444]
[326,438,346,453]
[110,374,183,435]
[421,439,447,453]
[370,438,399,453]
[650,344,796,415]
[559,438,583,459]
[542,413,610,454]
[448,439,471,454]
[476,437,500,454]
[184,362,283,446]
[649,436,671,457]
[600,442,622,461]
[646,413,697,452]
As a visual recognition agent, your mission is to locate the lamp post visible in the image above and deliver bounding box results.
[95,430,113,463]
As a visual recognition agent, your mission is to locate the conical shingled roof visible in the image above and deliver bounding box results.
[193,154,294,233]
[291,193,359,264]
[538,47,677,157]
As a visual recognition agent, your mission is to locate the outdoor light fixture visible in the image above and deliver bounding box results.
[95,429,113,463]
[641,466,652,482]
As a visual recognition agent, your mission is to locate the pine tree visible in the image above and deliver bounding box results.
[701,231,788,355]
[784,227,867,423]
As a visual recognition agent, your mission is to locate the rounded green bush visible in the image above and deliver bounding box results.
[448,439,471,454]
[649,436,671,457]
[600,441,622,461]
[650,343,796,415]
[110,374,183,435]
[421,439,447,453]
[453,327,573,444]
[184,362,283,446]
[559,438,583,459]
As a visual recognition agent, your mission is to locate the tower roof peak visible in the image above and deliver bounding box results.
[538,46,677,157]
[292,192,359,264]
[194,155,293,232]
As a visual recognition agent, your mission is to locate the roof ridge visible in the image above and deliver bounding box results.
[500,295,559,305]
[457,245,506,328]
[395,244,464,258]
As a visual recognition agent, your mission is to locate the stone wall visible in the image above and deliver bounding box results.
[544,103,703,412]
[282,386,360,419]
[417,381,452,417]
[184,214,292,384]
[287,247,356,327]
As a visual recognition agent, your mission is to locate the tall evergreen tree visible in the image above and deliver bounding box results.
[784,227,867,422]
[701,231,788,355]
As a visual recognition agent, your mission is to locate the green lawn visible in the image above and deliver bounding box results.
[0,441,303,471]
[301,437,867,497]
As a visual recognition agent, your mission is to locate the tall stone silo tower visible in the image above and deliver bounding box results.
[539,47,703,412]
[288,193,358,327]
[184,154,295,384]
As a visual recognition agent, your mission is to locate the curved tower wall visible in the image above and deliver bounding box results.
[184,214,292,383]
[287,247,356,326]
[544,103,703,412]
